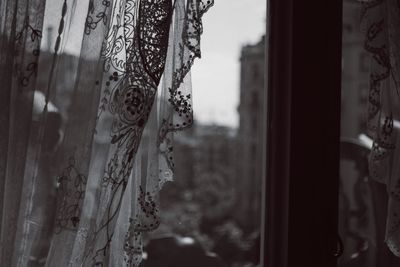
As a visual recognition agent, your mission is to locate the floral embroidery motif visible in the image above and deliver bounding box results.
[84,1,172,264]
[158,0,214,170]
[52,1,214,266]
[14,15,42,87]
[85,0,111,35]
[54,157,87,233]
[123,187,160,265]
[362,0,400,257]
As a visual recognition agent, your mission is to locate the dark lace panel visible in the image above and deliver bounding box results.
[138,0,172,84]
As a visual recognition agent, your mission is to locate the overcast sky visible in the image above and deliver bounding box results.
[42,0,267,129]
[191,0,266,128]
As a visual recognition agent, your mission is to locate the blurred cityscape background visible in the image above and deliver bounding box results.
[149,35,266,267]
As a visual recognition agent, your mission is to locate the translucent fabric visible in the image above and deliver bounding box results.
[361,0,400,257]
[0,0,213,266]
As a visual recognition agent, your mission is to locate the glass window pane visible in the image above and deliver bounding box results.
[339,1,400,266]
[146,1,267,267]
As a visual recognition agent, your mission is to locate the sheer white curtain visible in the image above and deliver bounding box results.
[0,0,213,266]
[362,0,400,257]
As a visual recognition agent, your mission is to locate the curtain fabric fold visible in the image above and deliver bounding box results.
[362,0,400,257]
[0,0,213,266]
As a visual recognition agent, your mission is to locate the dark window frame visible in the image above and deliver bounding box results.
[264,1,343,266]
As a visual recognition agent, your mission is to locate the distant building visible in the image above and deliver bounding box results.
[235,35,266,232]
[193,124,236,179]
[192,124,236,221]
[171,126,198,191]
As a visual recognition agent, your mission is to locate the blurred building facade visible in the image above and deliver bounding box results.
[341,0,369,138]
[235,35,266,232]
[192,125,236,223]
[171,124,237,220]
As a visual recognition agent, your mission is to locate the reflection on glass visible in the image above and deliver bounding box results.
[339,0,400,266]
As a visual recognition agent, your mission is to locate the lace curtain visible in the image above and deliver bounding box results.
[0,0,213,266]
[361,0,400,257]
